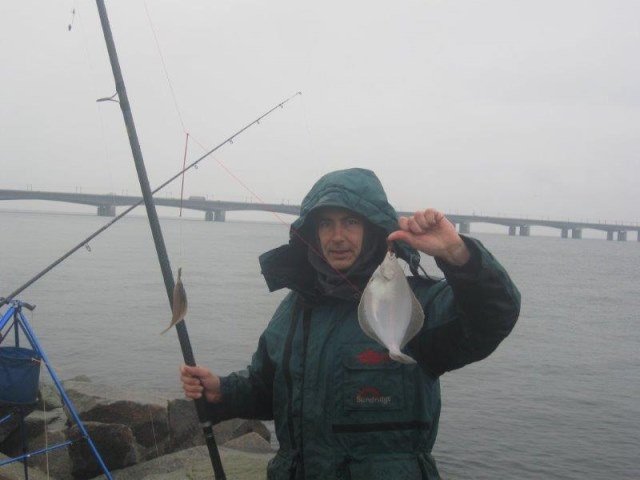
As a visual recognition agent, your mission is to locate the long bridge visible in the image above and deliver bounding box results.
[0,189,638,241]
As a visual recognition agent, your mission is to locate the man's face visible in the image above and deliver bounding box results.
[316,208,364,272]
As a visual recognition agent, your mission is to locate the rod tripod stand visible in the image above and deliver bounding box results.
[0,299,112,479]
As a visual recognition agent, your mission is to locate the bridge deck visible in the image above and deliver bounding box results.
[1,189,637,238]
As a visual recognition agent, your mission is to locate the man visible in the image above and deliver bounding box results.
[181,168,520,479]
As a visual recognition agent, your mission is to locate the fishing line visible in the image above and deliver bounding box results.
[147,405,160,459]
[142,0,327,285]
[142,0,188,134]
[178,132,190,267]
[180,96,364,295]
[0,93,301,307]
[70,2,118,201]
[188,135,365,296]
[179,133,190,218]
[143,0,201,276]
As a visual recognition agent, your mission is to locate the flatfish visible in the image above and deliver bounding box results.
[358,252,424,364]
[161,268,188,334]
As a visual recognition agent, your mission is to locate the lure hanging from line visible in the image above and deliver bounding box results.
[163,133,190,335]
[161,268,188,335]
[358,251,425,364]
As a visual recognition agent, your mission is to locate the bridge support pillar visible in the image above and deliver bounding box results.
[97,205,115,217]
[519,225,530,236]
[458,222,470,234]
[561,228,569,239]
[572,228,582,239]
[205,211,214,221]
[214,210,226,222]
[607,231,614,241]
[508,226,517,236]
[617,231,627,241]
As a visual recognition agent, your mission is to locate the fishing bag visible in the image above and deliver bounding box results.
[0,346,41,405]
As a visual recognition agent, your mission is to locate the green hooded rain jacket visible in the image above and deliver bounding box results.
[209,168,521,480]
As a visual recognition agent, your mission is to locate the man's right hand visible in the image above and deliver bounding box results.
[180,364,223,403]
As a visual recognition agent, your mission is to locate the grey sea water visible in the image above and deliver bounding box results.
[0,210,638,479]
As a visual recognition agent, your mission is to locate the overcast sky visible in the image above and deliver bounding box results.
[1,0,638,224]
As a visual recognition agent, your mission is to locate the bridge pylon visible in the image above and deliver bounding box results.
[205,210,226,222]
[97,205,116,217]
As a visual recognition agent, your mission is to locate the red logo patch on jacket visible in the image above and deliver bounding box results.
[355,386,392,405]
[357,349,391,365]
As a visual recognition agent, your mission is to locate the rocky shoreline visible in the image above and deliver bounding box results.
[0,377,273,480]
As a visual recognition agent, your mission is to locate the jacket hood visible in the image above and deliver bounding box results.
[259,168,420,296]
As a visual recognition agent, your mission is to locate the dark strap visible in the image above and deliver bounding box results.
[282,299,301,451]
[283,299,314,479]
[298,306,312,479]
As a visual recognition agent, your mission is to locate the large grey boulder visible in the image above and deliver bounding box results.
[166,398,204,452]
[37,383,63,411]
[62,381,170,459]
[167,398,270,453]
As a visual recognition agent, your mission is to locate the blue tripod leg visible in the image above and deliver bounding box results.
[15,309,113,480]
[0,305,16,334]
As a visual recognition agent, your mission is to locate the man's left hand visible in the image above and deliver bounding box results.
[388,208,471,266]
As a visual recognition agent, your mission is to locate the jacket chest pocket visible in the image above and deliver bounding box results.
[341,343,405,412]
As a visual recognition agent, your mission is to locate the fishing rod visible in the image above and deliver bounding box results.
[94,0,227,477]
[1,11,299,480]
[0,95,300,307]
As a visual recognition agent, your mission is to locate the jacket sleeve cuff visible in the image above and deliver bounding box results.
[206,375,236,424]
[435,235,482,278]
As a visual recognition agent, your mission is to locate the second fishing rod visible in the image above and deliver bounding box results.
[0,91,301,308]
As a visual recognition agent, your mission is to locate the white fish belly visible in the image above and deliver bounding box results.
[358,252,425,362]
[364,277,413,348]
